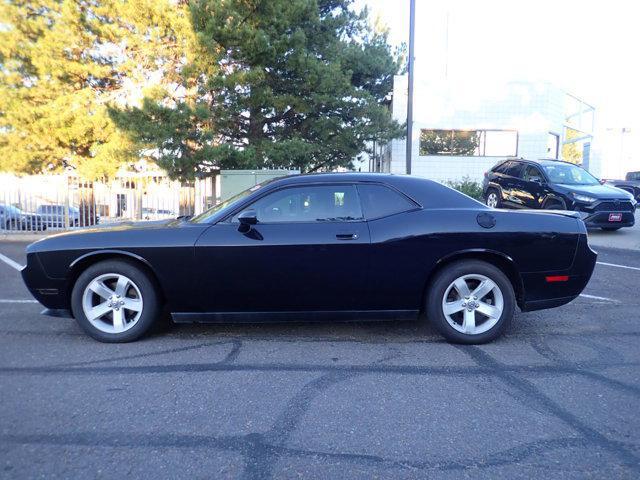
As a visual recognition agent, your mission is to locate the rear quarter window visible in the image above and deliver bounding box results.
[501,161,524,178]
[492,161,509,174]
[357,184,418,219]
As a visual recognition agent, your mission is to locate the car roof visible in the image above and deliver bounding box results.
[504,158,583,168]
[263,172,482,209]
[203,172,483,224]
[270,172,398,184]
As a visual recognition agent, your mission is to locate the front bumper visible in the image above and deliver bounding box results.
[580,210,635,228]
[21,253,70,310]
[575,200,636,228]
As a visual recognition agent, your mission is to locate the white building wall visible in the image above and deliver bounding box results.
[390,75,568,183]
[383,1,596,184]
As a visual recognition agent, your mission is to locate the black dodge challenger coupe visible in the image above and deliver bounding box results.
[22,173,597,344]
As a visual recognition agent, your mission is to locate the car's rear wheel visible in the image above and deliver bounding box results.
[426,260,515,344]
[71,259,161,342]
[485,189,501,208]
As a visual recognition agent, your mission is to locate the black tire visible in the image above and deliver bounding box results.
[485,188,501,208]
[426,260,515,344]
[601,227,621,231]
[71,259,161,343]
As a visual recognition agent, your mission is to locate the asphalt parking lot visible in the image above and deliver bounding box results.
[1,237,639,479]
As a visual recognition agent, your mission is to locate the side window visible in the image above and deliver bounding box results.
[502,161,524,178]
[357,184,418,220]
[492,161,509,174]
[235,185,363,223]
[523,165,543,182]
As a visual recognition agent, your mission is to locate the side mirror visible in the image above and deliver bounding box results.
[530,176,543,184]
[237,209,257,233]
[238,209,257,225]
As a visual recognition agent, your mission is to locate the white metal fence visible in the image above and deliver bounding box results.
[0,173,217,234]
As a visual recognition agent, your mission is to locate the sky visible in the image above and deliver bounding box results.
[358,0,640,174]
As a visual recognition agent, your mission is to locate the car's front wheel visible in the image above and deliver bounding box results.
[71,259,161,342]
[427,260,515,344]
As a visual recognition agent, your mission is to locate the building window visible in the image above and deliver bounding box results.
[547,132,559,159]
[419,129,518,157]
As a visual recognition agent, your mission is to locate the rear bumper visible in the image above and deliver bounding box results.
[522,295,579,312]
[519,233,597,312]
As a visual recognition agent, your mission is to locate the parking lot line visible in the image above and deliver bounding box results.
[0,299,38,303]
[0,252,24,271]
[596,261,640,272]
[579,293,618,303]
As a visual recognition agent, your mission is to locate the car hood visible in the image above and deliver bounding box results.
[556,183,633,199]
[63,218,177,234]
[26,218,194,253]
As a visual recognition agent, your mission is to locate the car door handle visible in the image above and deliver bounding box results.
[336,233,358,240]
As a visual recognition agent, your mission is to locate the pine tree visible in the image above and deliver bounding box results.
[0,0,193,179]
[111,0,404,179]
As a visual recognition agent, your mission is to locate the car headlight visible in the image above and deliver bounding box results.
[572,193,596,203]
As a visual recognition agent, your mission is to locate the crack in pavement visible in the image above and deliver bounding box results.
[241,371,359,480]
[45,340,240,369]
[1,360,639,378]
[1,431,636,475]
[455,345,640,472]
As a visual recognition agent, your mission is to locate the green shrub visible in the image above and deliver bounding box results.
[446,176,484,201]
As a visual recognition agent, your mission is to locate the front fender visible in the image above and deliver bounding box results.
[68,249,155,275]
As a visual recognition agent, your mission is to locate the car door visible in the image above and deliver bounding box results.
[520,164,546,208]
[500,161,526,208]
[194,183,371,314]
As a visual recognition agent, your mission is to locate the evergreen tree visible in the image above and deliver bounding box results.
[111,0,404,179]
[0,0,193,179]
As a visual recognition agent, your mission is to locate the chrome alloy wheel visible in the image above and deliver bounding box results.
[441,274,504,335]
[81,273,143,334]
[486,192,498,208]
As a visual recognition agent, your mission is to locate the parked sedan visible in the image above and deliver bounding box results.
[37,205,81,228]
[22,173,596,344]
[483,159,637,230]
[0,204,45,231]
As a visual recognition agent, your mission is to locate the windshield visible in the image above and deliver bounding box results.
[190,182,268,223]
[542,164,600,186]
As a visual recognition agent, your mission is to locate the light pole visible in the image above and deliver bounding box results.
[406,0,416,175]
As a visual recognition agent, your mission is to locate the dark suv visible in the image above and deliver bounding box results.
[482,159,637,230]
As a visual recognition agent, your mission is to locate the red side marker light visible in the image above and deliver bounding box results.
[546,275,569,283]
